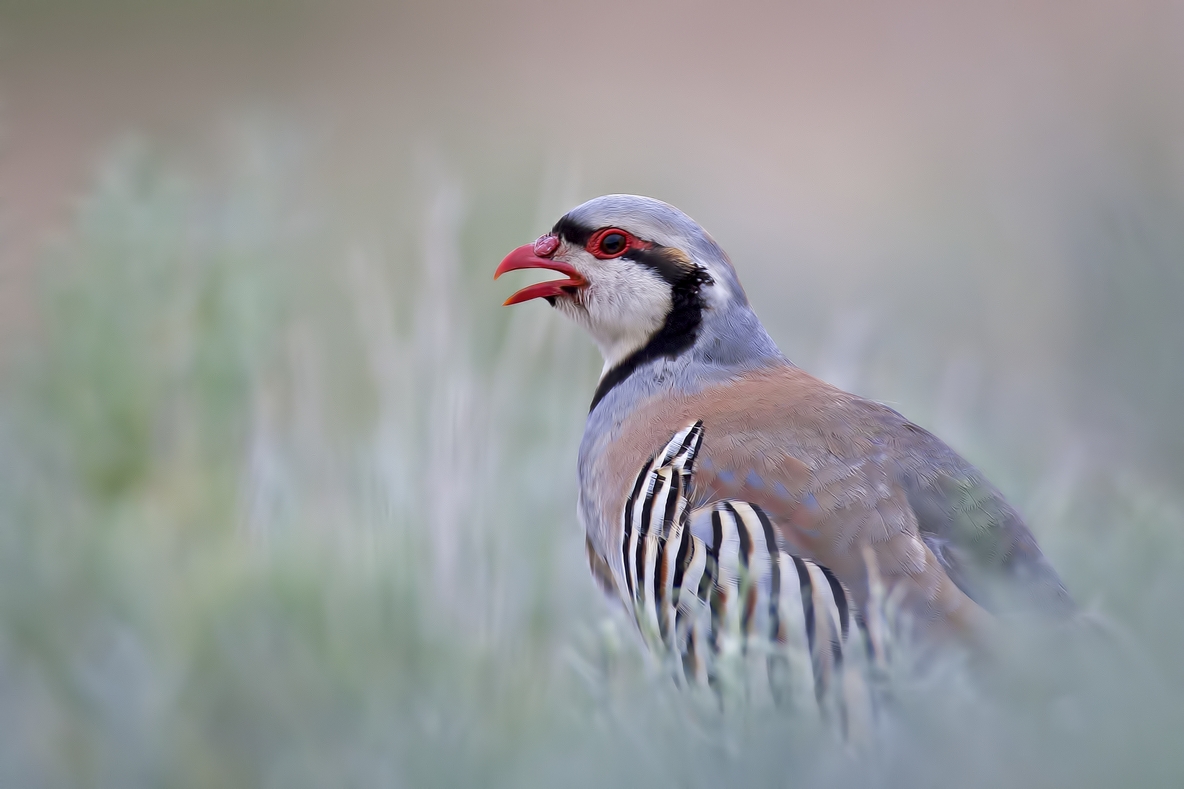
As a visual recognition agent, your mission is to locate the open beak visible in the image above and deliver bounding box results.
[494,241,587,306]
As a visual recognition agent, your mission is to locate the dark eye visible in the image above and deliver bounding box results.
[589,228,633,259]
[600,232,626,255]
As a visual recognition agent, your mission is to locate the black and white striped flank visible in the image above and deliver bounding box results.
[619,421,885,732]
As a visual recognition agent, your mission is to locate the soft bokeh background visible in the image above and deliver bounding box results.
[1,1,1183,786]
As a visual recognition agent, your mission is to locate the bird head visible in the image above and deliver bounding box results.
[495,195,750,374]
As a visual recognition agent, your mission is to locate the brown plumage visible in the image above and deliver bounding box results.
[592,365,1073,650]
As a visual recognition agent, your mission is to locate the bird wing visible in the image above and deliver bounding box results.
[891,420,1075,617]
[596,365,1071,643]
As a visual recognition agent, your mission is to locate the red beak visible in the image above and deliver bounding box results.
[494,243,587,306]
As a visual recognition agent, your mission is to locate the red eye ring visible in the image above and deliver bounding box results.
[587,227,647,259]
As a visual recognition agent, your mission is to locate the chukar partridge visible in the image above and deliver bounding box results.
[495,195,1073,709]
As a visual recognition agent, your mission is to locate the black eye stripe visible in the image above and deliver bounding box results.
[628,247,701,286]
[551,216,592,247]
[551,216,707,288]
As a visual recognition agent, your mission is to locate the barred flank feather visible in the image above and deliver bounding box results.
[618,422,883,732]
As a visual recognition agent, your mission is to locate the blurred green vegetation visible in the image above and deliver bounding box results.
[2,139,1184,788]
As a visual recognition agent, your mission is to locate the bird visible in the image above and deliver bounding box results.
[494,194,1073,703]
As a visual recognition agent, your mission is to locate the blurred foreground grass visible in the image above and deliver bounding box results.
[2,141,1184,788]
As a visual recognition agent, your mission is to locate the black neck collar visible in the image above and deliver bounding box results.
[589,265,712,412]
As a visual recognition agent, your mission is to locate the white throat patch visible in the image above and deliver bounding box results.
[554,255,672,375]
